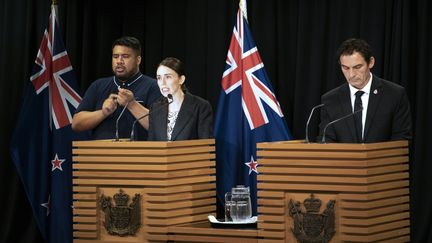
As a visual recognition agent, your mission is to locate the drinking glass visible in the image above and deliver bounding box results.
[235,200,250,222]
[224,192,236,222]
[231,185,252,222]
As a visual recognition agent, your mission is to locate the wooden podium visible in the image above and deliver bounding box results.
[72,139,215,243]
[256,140,410,242]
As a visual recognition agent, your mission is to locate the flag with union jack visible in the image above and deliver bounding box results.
[10,4,84,243]
[215,6,292,216]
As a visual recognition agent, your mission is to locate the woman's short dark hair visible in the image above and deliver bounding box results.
[337,38,373,64]
[159,57,187,92]
[112,36,141,56]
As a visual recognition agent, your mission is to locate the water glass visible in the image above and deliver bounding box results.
[235,200,250,222]
[224,192,235,222]
[231,185,252,222]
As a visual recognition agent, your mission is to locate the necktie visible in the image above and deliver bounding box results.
[354,90,365,142]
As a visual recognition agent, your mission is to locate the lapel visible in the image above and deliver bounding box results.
[338,84,357,141]
[363,76,382,141]
[154,102,168,140]
[170,93,194,141]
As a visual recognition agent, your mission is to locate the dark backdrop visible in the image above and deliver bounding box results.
[1,0,431,242]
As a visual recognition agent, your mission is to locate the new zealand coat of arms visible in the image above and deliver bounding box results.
[99,189,142,236]
[288,194,336,243]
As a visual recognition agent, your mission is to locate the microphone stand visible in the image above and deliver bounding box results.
[114,101,129,141]
[130,94,173,141]
[305,104,324,143]
[321,108,363,143]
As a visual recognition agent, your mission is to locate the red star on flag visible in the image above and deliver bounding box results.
[41,195,50,216]
[245,156,259,175]
[51,153,65,171]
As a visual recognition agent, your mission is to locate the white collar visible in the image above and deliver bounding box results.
[112,74,143,89]
[349,72,373,96]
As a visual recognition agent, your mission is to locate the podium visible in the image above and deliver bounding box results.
[72,139,215,242]
[256,140,410,242]
[72,139,409,242]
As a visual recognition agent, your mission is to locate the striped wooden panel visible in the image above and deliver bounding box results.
[162,222,259,242]
[258,172,408,184]
[258,164,408,175]
[257,140,410,242]
[73,175,215,187]
[145,198,215,210]
[73,145,213,156]
[339,204,409,217]
[73,232,98,239]
[73,153,215,163]
[74,161,213,170]
[339,196,409,209]
[148,190,215,202]
[340,227,410,242]
[73,139,216,242]
[73,209,96,216]
[339,188,409,201]
[257,148,408,159]
[257,140,407,151]
[258,156,408,167]
[74,216,97,223]
[143,183,215,194]
[73,138,214,148]
[73,168,215,179]
[73,187,97,240]
[340,212,410,225]
[342,220,410,234]
[258,180,408,192]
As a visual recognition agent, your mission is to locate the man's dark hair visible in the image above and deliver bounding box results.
[337,38,373,64]
[112,36,141,56]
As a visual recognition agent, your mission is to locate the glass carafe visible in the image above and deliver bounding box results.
[231,185,252,222]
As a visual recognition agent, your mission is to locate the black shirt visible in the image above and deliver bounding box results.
[75,72,161,140]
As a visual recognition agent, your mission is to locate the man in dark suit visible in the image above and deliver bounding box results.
[318,38,412,143]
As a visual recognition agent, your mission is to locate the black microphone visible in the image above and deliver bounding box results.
[130,94,173,141]
[321,108,363,143]
[305,104,324,143]
[115,101,130,141]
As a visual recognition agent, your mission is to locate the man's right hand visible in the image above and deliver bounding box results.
[102,94,118,117]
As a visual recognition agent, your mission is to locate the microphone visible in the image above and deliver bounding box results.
[305,104,324,143]
[130,94,173,141]
[321,108,363,143]
[115,101,129,141]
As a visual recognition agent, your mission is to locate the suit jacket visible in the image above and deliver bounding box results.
[148,93,213,141]
[318,76,412,143]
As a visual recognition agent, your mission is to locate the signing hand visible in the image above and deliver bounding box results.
[102,94,118,117]
[117,88,135,107]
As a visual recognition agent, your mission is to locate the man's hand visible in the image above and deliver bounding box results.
[102,94,118,117]
[117,88,135,107]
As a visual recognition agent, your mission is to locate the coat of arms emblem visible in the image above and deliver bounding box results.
[288,194,336,243]
[99,189,141,236]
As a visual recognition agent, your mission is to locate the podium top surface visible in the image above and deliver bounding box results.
[73,138,215,148]
[257,140,408,151]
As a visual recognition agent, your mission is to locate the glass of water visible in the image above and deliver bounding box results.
[225,192,235,222]
[235,200,251,222]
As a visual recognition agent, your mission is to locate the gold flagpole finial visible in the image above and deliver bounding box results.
[239,0,248,21]
[52,0,57,6]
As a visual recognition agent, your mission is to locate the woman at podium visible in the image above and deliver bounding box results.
[147,57,213,141]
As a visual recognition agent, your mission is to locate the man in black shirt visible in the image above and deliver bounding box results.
[72,36,161,140]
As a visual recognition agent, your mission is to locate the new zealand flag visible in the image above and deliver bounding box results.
[10,5,83,243]
[215,8,292,215]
